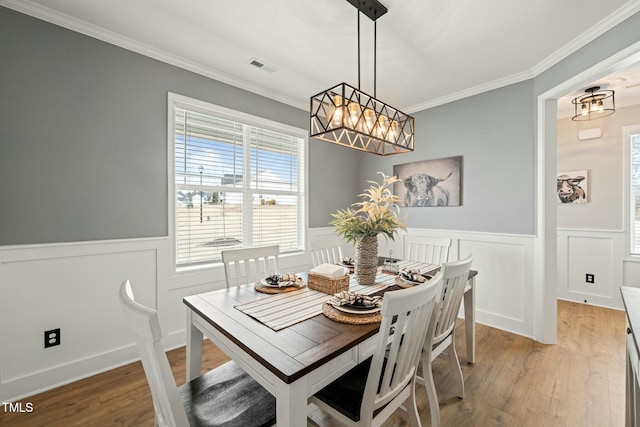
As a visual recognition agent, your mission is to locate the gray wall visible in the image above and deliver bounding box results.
[361,81,536,235]
[0,7,360,245]
[307,141,362,228]
[361,9,640,237]
[2,6,640,245]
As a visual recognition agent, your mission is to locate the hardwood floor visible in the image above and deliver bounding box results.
[0,300,626,426]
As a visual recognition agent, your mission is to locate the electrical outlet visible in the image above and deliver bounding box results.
[44,328,60,348]
[586,274,595,284]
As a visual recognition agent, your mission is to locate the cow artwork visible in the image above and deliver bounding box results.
[393,156,462,207]
[556,170,588,204]
[402,171,453,207]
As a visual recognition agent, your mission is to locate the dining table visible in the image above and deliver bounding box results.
[183,260,477,427]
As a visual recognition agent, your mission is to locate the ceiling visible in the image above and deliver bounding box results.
[5,0,640,114]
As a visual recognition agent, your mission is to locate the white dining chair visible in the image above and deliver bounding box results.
[419,255,473,427]
[403,235,452,266]
[221,245,280,288]
[118,279,276,427]
[308,238,345,267]
[308,272,444,427]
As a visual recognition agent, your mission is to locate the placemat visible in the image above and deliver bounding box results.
[322,302,382,324]
[254,281,307,294]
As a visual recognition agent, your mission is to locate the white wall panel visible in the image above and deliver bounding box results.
[0,238,163,401]
[459,239,527,322]
[567,236,613,297]
[379,227,535,338]
[557,229,625,309]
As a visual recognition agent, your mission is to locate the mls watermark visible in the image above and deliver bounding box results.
[2,401,34,413]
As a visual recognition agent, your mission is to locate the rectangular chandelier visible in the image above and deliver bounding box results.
[310,82,414,156]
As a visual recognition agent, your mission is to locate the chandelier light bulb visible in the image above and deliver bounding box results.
[332,94,344,127]
[376,115,388,139]
[364,109,375,132]
[348,102,360,129]
[389,120,399,141]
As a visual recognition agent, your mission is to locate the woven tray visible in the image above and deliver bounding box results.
[322,302,382,324]
[308,273,349,295]
[254,282,306,294]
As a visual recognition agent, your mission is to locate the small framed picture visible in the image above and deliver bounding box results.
[557,170,588,204]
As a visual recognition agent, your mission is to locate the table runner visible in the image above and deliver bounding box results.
[235,262,438,331]
[236,273,390,331]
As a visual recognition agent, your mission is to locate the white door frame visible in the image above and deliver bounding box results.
[535,41,640,343]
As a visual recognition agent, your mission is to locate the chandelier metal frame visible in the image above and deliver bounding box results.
[309,0,414,155]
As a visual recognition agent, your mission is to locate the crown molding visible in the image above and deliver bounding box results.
[404,70,534,114]
[406,0,640,113]
[2,0,640,114]
[530,0,640,77]
[0,0,309,111]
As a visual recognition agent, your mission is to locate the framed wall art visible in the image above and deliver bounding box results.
[557,170,588,204]
[393,156,462,207]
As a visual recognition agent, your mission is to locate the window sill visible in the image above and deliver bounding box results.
[176,262,221,274]
[174,249,306,275]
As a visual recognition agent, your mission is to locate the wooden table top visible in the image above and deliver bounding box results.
[184,283,382,384]
[184,269,477,385]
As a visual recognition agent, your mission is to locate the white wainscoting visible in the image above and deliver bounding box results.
[557,228,626,310]
[0,227,533,402]
[0,238,168,402]
[0,230,329,401]
[378,228,535,339]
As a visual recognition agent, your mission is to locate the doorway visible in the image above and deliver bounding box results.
[536,42,640,343]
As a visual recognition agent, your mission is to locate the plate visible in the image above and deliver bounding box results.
[259,278,279,287]
[259,278,293,288]
[333,304,381,315]
[399,273,430,285]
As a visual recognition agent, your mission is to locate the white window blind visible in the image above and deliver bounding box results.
[631,131,640,254]
[173,104,305,267]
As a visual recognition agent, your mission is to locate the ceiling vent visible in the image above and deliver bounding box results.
[247,58,277,73]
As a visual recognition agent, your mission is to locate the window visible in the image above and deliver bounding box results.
[629,125,640,254]
[169,94,306,268]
